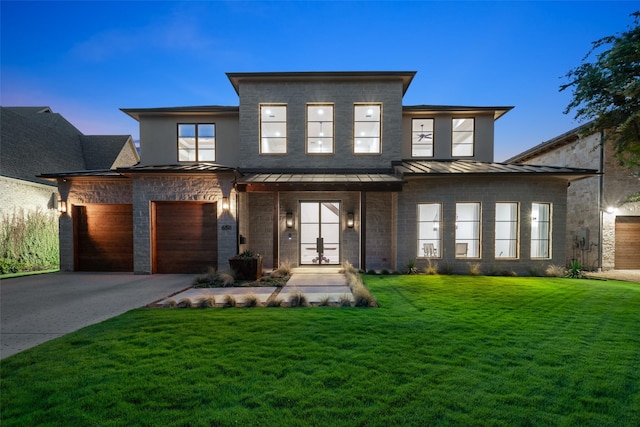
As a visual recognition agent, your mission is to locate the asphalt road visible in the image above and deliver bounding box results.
[0,272,194,359]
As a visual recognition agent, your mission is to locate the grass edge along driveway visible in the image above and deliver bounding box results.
[2,275,639,426]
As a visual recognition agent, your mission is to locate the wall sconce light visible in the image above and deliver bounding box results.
[606,206,618,214]
[222,197,230,211]
[286,212,294,228]
[347,212,354,228]
[58,199,67,214]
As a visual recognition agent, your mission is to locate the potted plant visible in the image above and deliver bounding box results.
[228,249,263,281]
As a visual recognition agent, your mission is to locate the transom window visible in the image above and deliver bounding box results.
[412,118,434,157]
[260,105,287,154]
[452,118,474,157]
[495,202,519,258]
[455,202,481,258]
[178,123,215,162]
[354,104,381,153]
[531,203,551,258]
[417,203,442,258]
[307,104,334,153]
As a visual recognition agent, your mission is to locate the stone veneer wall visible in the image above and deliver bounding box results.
[0,176,58,218]
[365,192,395,271]
[242,193,274,269]
[58,178,133,271]
[395,176,568,275]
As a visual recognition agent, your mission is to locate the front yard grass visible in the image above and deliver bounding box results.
[2,275,639,426]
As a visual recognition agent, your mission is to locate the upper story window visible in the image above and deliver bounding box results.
[354,104,381,153]
[412,118,434,157]
[495,202,519,259]
[307,104,334,154]
[451,118,474,157]
[178,123,215,162]
[531,202,551,259]
[260,104,287,154]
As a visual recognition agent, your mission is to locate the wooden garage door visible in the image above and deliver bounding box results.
[74,204,133,272]
[615,216,640,269]
[153,202,218,273]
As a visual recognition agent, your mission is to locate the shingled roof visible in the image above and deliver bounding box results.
[1,107,138,185]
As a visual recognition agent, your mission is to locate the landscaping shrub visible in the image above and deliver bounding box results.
[197,296,216,308]
[243,293,260,308]
[468,262,482,276]
[545,264,566,277]
[177,298,193,308]
[566,260,584,279]
[405,259,419,274]
[423,258,438,275]
[288,291,308,307]
[265,298,283,308]
[193,268,235,288]
[0,209,58,272]
[221,295,237,308]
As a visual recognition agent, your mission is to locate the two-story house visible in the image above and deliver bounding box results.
[42,71,595,274]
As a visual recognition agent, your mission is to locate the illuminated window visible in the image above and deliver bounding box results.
[307,104,334,153]
[452,118,474,157]
[260,105,287,153]
[354,104,381,153]
[495,203,519,258]
[417,203,441,258]
[531,203,551,259]
[412,118,434,157]
[455,202,481,258]
[178,124,215,161]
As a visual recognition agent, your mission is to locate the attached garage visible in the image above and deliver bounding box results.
[152,202,218,273]
[74,204,134,272]
[615,216,640,269]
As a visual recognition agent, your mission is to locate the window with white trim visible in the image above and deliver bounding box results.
[452,118,474,157]
[417,203,442,258]
[455,202,481,258]
[495,202,518,258]
[531,203,551,258]
[260,105,287,153]
[412,118,434,157]
[354,104,381,153]
[178,123,215,161]
[307,104,334,153]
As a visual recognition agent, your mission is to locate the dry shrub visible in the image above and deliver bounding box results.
[272,261,292,278]
[266,298,283,308]
[468,262,482,276]
[162,299,177,308]
[197,295,216,308]
[424,259,438,275]
[177,298,193,308]
[342,265,378,308]
[288,291,308,307]
[545,264,566,277]
[243,293,260,307]
[339,294,352,307]
[221,294,236,308]
[318,296,332,306]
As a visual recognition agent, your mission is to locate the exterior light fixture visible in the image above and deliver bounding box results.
[347,212,354,228]
[286,212,294,228]
[606,206,618,214]
[222,197,230,211]
[57,198,67,214]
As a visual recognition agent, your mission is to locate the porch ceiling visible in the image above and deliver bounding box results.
[236,172,404,192]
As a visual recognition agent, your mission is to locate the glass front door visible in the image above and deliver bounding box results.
[300,201,340,265]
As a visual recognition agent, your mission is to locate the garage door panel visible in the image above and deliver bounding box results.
[75,204,133,272]
[615,216,640,269]
[154,202,218,274]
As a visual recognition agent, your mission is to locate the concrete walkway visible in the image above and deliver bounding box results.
[159,266,352,306]
[1,272,194,359]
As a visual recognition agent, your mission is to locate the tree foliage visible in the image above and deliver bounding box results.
[560,11,640,172]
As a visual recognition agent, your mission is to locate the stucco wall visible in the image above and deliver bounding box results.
[238,80,404,170]
[396,176,568,275]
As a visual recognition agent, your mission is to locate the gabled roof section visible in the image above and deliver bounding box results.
[505,122,592,163]
[226,71,417,96]
[403,105,514,120]
[120,105,239,121]
[394,159,597,181]
[81,135,138,169]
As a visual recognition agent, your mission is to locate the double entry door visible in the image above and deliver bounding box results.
[300,201,341,265]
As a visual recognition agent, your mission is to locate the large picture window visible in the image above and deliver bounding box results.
[354,104,381,153]
[495,203,518,258]
[455,202,481,258]
[417,203,441,258]
[260,105,287,154]
[178,123,215,161]
[412,118,434,157]
[452,118,474,157]
[307,104,334,153]
[531,203,551,258]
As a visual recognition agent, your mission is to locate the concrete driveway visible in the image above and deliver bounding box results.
[1,272,194,359]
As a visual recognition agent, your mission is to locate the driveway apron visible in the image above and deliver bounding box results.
[0,272,193,359]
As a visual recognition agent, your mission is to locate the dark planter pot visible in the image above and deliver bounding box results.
[228,257,263,281]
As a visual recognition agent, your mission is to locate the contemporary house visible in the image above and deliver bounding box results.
[508,125,640,270]
[41,72,596,274]
[1,106,139,218]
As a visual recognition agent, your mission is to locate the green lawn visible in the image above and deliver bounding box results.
[2,275,639,426]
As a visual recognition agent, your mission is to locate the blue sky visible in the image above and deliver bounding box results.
[1,1,637,161]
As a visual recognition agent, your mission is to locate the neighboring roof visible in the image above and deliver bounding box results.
[394,159,597,180]
[236,172,404,192]
[403,105,514,121]
[117,163,236,174]
[1,106,138,185]
[226,71,417,96]
[120,105,239,121]
[505,122,593,163]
